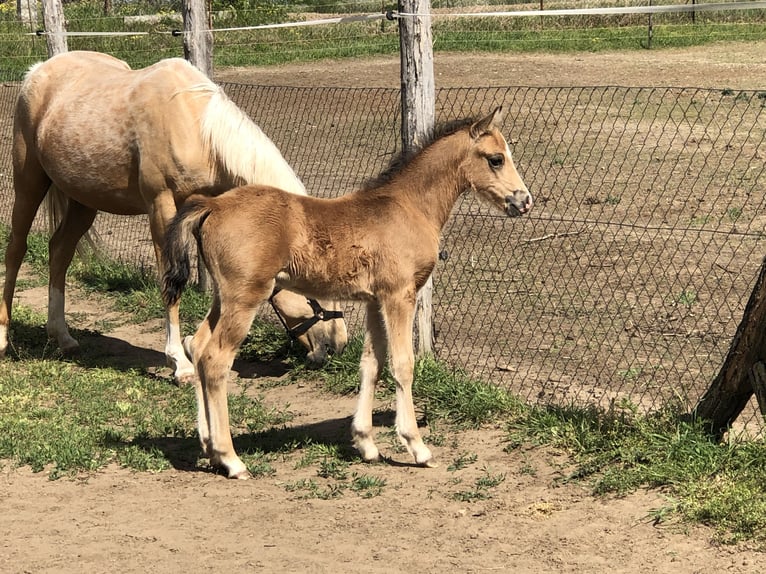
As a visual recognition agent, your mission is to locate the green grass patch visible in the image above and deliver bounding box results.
[506,401,766,545]
[0,5,764,79]
[309,334,523,426]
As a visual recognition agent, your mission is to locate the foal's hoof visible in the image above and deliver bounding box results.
[229,469,252,480]
[419,458,439,469]
[174,373,198,387]
[60,343,81,356]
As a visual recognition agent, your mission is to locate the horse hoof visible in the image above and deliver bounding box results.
[420,458,439,469]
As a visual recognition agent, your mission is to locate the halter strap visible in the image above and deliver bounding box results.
[269,287,344,340]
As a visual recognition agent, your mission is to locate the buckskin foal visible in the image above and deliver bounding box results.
[162,107,533,478]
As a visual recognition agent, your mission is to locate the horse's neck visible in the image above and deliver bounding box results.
[202,91,307,196]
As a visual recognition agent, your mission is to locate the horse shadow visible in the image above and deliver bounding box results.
[8,322,295,380]
[135,410,412,475]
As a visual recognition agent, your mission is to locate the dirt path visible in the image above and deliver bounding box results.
[3,44,766,573]
[215,41,766,90]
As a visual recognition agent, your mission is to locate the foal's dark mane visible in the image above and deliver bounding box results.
[362,116,476,191]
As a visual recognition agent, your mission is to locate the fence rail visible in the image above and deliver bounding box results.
[0,78,765,426]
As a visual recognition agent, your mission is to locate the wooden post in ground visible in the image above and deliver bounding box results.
[398,0,435,355]
[693,256,766,437]
[17,0,37,27]
[182,0,213,290]
[182,0,213,78]
[40,0,67,56]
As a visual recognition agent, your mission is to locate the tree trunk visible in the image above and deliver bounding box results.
[693,256,766,438]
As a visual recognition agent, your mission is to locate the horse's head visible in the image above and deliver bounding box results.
[462,106,533,217]
[270,290,348,364]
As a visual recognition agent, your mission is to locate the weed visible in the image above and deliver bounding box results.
[676,289,698,307]
[452,467,506,502]
[448,451,479,472]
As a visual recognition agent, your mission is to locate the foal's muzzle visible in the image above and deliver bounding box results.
[505,190,534,217]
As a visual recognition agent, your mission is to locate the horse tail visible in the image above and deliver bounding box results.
[44,186,101,256]
[162,197,211,307]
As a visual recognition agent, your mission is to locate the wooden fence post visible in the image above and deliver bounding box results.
[182,0,213,290]
[40,0,67,56]
[398,0,435,355]
[17,0,37,27]
[182,0,213,78]
[693,256,766,437]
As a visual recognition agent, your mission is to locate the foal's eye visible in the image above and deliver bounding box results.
[487,154,504,170]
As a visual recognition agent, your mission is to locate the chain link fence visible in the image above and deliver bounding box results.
[0,78,765,425]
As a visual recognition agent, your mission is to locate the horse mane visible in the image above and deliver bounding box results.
[362,117,475,190]
[199,87,307,196]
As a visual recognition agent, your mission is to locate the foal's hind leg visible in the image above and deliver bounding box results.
[0,166,51,357]
[47,200,98,353]
[381,291,436,467]
[351,302,387,462]
[195,287,269,479]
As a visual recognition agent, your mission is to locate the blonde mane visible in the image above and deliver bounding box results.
[200,88,306,196]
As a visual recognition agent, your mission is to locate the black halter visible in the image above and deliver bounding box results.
[268,286,344,340]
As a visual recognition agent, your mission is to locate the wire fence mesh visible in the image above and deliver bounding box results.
[0,78,764,428]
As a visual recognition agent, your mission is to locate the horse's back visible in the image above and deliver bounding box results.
[14,51,217,214]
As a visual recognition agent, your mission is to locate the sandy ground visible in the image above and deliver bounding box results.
[3,42,766,573]
[215,42,766,90]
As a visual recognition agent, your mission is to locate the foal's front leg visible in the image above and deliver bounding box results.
[351,303,387,462]
[381,293,436,467]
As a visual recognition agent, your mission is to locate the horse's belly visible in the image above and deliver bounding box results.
[61,185,147,215]
[45,168,146,215]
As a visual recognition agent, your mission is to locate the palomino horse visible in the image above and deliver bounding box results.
[162,107,533,478]
[0,51,347,382]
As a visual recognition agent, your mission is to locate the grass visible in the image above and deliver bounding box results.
[505,401,766,545]
[308,333,524,426]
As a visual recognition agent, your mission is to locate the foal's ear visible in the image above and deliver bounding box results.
[470,106,504,139]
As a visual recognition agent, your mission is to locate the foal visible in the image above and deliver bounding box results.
[162,107,533,478]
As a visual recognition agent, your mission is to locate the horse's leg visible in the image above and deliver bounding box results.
[0,164,51,357]
[381,291,436,467]
[146,195,195,384]
[47,200,98,353]
[196,288,267,479]
[351,302,387,462]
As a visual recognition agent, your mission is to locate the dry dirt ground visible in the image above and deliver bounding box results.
[3,43,766,574]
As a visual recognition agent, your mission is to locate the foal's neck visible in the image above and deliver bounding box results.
[396,134,469,232]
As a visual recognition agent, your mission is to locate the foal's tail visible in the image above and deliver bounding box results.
[161,197,212,307]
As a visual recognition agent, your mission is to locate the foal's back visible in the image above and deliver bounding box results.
[195,184,439,302]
